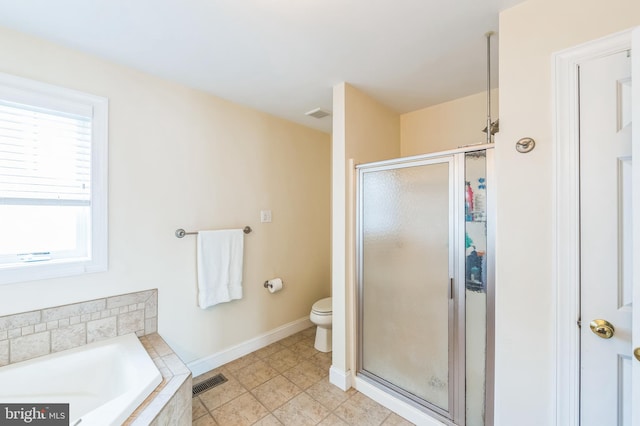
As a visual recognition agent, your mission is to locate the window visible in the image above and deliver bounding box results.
[0,73,108,284]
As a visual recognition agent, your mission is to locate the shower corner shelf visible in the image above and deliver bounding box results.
[466,219,487,224]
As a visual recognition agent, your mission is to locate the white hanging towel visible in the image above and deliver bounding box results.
[197,229,244,308]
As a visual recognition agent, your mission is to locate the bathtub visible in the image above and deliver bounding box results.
[0,333,162,426]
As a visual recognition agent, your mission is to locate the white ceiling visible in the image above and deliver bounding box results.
[0,0,524,133]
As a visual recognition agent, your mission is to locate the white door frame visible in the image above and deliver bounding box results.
[553,29,633,426]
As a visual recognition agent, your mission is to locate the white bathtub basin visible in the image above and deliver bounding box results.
[0,333,162,426]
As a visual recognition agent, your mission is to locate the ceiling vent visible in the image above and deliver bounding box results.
[305,108,331,119]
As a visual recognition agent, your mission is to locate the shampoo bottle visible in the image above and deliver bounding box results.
[465,181,474,221]
[474,178,486,220]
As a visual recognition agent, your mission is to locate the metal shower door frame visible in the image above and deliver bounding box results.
[355,145,494,426]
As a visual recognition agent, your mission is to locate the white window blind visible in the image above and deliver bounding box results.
[0,100,92,206]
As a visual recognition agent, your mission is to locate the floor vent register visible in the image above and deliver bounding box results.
[192,373,228,397]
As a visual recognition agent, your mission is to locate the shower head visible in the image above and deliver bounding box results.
[482,119,500,136]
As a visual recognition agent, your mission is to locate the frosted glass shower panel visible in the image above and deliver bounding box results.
[360,160,452,412]
[465,151,488,426]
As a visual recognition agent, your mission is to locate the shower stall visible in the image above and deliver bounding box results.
[356,145,494,426]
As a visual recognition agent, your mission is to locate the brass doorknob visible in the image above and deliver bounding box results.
[590,319,615,339]
[634,348,640,362]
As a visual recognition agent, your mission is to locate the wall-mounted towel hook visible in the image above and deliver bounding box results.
[516,137,535,153]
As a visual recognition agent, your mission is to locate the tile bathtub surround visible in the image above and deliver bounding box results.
[126,333,192,426]
[192,327,415,426]
[0,289,158,366]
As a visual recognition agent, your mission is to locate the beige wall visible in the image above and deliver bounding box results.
[343,84,401,164]
[401,89,499,156]
[331,83,400,386]
[0,27,331,365]
[496,0,639,424]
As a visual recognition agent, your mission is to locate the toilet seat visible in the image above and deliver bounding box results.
[311,297,332,315]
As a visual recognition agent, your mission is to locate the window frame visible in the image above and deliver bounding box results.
[0,72,108,285]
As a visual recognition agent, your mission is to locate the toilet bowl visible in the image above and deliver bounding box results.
[309,297,332,352]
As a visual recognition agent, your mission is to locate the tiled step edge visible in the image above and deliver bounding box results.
[125,333,192,425]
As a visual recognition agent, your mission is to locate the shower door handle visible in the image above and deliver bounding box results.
[449,278,454,300]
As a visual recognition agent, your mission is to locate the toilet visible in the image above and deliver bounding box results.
[309,297,332,352]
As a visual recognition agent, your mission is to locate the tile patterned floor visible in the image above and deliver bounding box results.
[192,326,415,426]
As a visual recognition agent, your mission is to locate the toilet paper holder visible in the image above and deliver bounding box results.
[263,278,283,292]
[263,280,282,289]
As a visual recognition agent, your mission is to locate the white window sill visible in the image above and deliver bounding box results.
[0,257,107,285]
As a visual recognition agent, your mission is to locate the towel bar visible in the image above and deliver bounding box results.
[175,226,252,238]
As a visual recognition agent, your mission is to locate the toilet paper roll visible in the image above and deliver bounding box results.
[265,278,283,293]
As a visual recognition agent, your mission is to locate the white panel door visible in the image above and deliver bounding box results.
[579,49,632,425]
[632,27,640,426]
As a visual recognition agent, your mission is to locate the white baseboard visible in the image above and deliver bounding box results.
[329,366,353,391]
[188,317,313,377]
[354,377,446,426]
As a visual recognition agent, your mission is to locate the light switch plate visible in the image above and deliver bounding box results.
[260,210,272,223]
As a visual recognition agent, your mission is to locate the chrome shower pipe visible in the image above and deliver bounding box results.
[485,31,495,145]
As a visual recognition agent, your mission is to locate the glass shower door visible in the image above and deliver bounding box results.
[465,150,489,426]
[358,156,454,417]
